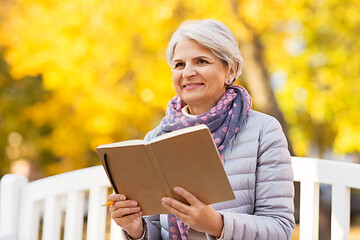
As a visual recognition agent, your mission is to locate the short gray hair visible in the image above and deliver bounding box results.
[166,19,243,83]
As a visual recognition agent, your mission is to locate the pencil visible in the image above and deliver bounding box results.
[101,201,114,207]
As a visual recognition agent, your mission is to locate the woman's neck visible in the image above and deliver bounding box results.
[187,105,211,115]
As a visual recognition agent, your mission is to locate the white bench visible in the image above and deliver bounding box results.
[0,157,359,240]
[0,166,126,240]
[292,157,360,240]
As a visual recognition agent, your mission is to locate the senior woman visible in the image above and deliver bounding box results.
[108,19,295,240]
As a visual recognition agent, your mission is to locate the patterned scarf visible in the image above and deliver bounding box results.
[160,85,252,240]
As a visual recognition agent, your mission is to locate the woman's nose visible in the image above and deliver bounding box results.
[182,65,196,78]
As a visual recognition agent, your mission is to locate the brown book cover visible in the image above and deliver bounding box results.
[96,124,235,216]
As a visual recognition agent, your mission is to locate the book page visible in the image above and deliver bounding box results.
[149,127,235,206]
[149,124,208,144]
[98,139,145,148]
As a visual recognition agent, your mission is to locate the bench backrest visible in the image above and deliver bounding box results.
[1,157,360,240]
[0,166,126,240]
[292,157,360,240]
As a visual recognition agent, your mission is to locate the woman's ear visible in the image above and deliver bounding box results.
[226,66,236,85]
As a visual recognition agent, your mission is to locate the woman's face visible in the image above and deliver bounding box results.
[172,39,233,115]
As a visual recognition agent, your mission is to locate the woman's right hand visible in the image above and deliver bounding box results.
[108,194,144,239]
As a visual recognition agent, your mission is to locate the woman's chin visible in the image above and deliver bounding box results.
[181,93,206,105]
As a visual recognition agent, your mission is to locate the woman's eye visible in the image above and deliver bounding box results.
[174,62,184,68]
[198,59,209,64]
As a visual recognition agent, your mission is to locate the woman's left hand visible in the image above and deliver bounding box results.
[161,187,224,238]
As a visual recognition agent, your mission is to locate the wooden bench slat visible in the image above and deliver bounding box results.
[42,196,62,240]
[64,191,86,240]
[299,181,319,240]
[331,185,350,240]
[18,201,41,240]
[86,186,108,240]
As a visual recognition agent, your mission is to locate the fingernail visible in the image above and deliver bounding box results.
[162,197,168,204]
[119,195,126,201]
[174,187,182,192]
[132,201,137,206]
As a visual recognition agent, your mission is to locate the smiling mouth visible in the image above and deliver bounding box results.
[183,83,205,88]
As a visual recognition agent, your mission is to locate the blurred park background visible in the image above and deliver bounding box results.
[1,0,359,180]
[0,0,360,237]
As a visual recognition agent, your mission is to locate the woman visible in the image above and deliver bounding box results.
[109,19,295,240]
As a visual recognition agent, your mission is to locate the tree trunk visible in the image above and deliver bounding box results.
[239,26,300,224]
[240,39,294,156]
[230,0,298,223]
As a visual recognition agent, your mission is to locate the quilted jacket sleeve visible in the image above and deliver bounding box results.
[221,117,295,240]
[143,215,162,239]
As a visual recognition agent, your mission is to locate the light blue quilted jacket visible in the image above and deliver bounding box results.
[143,110,295,240]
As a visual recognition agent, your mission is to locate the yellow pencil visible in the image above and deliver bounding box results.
[101,201,114,207]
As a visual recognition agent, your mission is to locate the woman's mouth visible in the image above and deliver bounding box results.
[183,83,205,90]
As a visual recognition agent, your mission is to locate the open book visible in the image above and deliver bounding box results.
[96,124,235,216]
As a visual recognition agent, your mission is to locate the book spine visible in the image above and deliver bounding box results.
[145,145,173,198]
[103,153,119,194]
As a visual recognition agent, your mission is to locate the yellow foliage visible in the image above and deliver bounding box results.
[335,124,360,153]
[0,0,359,176]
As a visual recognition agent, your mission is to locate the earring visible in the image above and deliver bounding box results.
[226,79,231,84]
